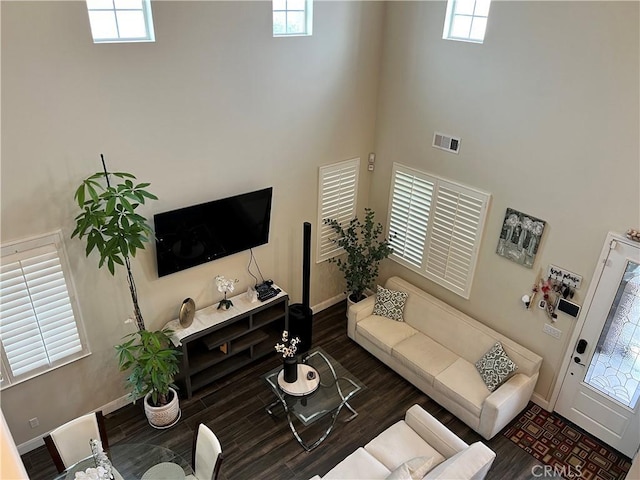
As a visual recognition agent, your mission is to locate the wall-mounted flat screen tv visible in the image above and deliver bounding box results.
[154,187,273,277]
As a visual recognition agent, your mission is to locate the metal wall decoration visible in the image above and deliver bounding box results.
[496,208,546,268]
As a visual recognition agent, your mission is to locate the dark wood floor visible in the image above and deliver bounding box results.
[22,303,556,480]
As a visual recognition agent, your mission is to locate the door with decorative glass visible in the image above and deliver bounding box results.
[556,233,640,458]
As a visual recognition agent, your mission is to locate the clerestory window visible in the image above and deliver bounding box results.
[443,0,491,44]
[86,0,155,43]
[273,0,313,37]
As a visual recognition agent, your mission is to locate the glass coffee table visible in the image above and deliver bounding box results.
[262,347,365,451]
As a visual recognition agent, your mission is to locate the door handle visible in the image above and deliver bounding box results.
[576,339,588,354]
[574,356,586,366]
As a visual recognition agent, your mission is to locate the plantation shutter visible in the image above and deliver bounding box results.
[1,232,87,385]
[387,163,490,299]
[388,167,434,268]
[425,181,489,297]
[317,158,360,262]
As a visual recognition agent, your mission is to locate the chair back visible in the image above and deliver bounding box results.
[44,411,109,473]
[192,423,223,480]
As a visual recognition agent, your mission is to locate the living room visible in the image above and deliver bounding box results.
[1,0,639,478]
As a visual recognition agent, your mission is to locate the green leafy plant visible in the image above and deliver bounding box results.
[115,328,181,407]
[71,154,158,331]
[324,208,394,302]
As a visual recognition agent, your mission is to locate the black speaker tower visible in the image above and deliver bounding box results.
[289,222,313,354]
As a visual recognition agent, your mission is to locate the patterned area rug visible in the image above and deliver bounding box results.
[503,403,632,480]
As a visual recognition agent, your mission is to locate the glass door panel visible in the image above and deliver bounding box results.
[584,260,640,409]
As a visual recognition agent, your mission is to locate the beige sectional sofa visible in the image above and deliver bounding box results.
[310,404,496,480]
[348,276,543,440]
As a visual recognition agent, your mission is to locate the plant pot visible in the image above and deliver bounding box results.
[283,357,298,383]
[144,388,181,429]
[347,292,367,309]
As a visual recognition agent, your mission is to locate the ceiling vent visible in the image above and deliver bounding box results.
[432,132,460,154]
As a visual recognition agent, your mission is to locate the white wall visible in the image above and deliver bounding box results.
[0,0,384,445]
[372,1,639,404]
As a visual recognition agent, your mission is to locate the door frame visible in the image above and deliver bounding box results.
[549,231,636,410]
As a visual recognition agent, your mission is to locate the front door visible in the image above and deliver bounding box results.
[555,233,640,458]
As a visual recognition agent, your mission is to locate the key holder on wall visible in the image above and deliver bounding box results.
[527,267,579,321]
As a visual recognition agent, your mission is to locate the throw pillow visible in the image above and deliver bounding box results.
[475,342,518,392]
[385,456,434,480]
[373,285,409,321]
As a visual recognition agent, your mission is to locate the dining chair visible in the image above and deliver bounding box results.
[188,423,223,480]
[43,411,109,473]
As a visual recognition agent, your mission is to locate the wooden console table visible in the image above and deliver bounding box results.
[164,287,289,398]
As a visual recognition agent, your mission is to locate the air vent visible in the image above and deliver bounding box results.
[432,132,461,154]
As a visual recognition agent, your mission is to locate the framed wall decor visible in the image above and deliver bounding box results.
[496,208,546,268]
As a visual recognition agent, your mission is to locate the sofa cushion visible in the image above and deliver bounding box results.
[373,285,409,321]
[434,358,490,417]
[364,420,446,471]
[392,334,458,385]
[475,342,518,392]
[385,456,434,480]
[423,442,496,480]
[322,447,391,480]
[358,315,417,354]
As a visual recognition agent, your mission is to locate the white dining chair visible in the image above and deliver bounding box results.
[43,411,109,473]
[186,423,223,480]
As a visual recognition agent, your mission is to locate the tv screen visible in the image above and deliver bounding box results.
[154,187,273,277]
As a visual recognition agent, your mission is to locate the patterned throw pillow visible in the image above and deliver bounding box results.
[373,285,409,321]
[475,342,518,392]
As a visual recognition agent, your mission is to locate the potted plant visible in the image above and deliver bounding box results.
[72,154,181,427]
[324,208,394,303]
[115,328,182,428]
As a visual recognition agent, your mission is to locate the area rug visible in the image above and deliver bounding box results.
[503,402,632,480]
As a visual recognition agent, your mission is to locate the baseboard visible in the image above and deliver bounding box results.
[311,292,346,314]
[531,392,551,411]
[17,394,131,455]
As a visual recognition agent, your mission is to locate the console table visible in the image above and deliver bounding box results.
[165,287,288,398]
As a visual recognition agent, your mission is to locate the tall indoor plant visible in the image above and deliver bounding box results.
[72,155,181,428]
[72,154,157,331]
[324,208,394,303]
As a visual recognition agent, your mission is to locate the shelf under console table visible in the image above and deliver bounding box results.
[165,287,289,399]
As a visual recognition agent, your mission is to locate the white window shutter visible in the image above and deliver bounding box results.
[317,158,360,262]
[1,232,87,385]
[387,163,490,299]
[425,181,489,297]
[388,166,434,268]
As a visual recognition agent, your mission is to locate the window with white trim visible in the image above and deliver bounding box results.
[387,164,490,298]
[443,0,491,44]
[1,232,89,389]
[317,158,360,263]
[273,0,313,37]
[86,0,155,43]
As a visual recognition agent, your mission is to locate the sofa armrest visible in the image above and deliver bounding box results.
[347,295,376,340]
[423,442,496,480]
[404,404,469,459]
[479,372,538,439]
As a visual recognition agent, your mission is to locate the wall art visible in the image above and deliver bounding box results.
[496,208,546,268]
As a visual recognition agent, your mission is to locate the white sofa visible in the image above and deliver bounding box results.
[310,404,496,480]
[348,276,543,440]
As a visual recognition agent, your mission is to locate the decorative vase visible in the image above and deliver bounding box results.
[283,356,298,383]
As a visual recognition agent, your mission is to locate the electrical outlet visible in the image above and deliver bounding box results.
[29,417,39,428]
[368,164,374,171]
[543,323,562,339]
